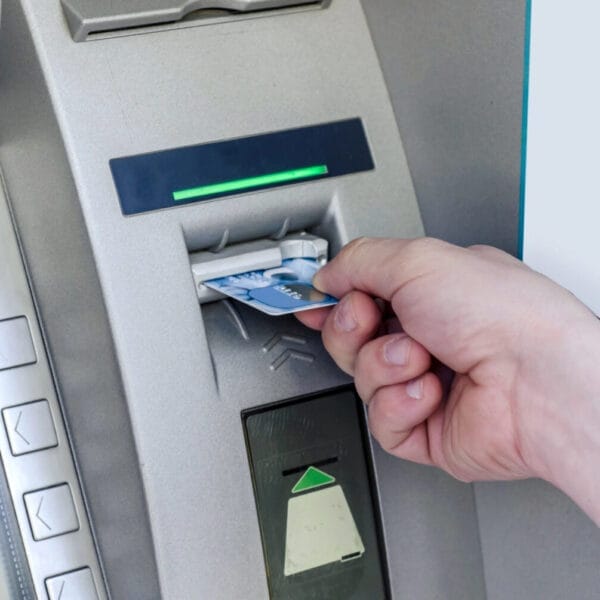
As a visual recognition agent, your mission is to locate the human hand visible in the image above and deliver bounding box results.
[297,238,600,524]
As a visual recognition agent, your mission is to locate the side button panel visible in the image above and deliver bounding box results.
[0,181,107,599]
[0,317,36,371]
[46,567,99,600]
[2,400,58,456]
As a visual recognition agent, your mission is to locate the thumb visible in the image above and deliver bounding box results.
[315,237,449,301]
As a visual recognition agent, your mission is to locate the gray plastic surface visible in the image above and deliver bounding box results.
[363,0,524,255]
[61,0,320,41]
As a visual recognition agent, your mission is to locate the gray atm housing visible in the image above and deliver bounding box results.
[2,1,599,599]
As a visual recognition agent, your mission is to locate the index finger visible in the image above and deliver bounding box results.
[314,237,454,300]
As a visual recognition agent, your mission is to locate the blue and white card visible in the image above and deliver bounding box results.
[204,258,338,316]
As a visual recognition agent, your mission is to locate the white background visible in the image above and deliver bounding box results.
[523,0,600,315]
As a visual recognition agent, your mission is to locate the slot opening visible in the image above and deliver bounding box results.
[180,2,324,25]
[69,1,329,42]
[184,186,344,306]
[341,551,363,562]
[282,456,338,477]
[188,221,341,306]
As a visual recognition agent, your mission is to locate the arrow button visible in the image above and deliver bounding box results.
[2,399,58,456]
[24,484,79,541]
[46,568,98,600]
[0,316,37,371]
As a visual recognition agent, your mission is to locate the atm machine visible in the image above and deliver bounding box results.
[9,2,596,600]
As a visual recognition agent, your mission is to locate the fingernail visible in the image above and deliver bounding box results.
[383,336,411,366]
[334,296,357,332]
[406,378,423,400]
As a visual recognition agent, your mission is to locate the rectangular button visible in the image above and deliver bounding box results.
[2,400,58,456]
[0,316,36,371]
[46,568,98,600]
[24,484,79,541]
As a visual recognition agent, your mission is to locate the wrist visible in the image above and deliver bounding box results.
[520,315,600,524]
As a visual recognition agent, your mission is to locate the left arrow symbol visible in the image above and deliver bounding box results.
[36,496,52,531]
[14,411,30,445]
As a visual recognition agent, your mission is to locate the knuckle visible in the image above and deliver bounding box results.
[400,237,442,267]
[367,413,388,448]
[467,244,505,260]
[373,390,401,422]
[467,243,491,253]
[406,236,448,258]
[468,244,520,266]
[353,342,372,376]
[341,236,372,260]
[449,469,474,484]
[353,369,370,403]
[393,237,450,285]
[321,332,354,376]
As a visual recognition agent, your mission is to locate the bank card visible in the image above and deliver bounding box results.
[204,257,338,316]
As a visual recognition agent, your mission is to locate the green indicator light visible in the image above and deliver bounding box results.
[291,466,336,494]
[172,165,329,202]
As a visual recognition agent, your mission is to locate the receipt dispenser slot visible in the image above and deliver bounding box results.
[61,0,323,41]
[243,389,389,599]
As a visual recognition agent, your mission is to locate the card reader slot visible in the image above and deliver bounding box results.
[189,231,329,304]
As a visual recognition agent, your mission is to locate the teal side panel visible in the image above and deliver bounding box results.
[518,0,533,259]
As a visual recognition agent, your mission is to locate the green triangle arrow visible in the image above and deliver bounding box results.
[291,466,336,494]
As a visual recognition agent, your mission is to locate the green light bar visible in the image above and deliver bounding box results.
[172,165,329,202]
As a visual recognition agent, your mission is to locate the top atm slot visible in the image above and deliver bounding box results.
[61,0,324,41]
